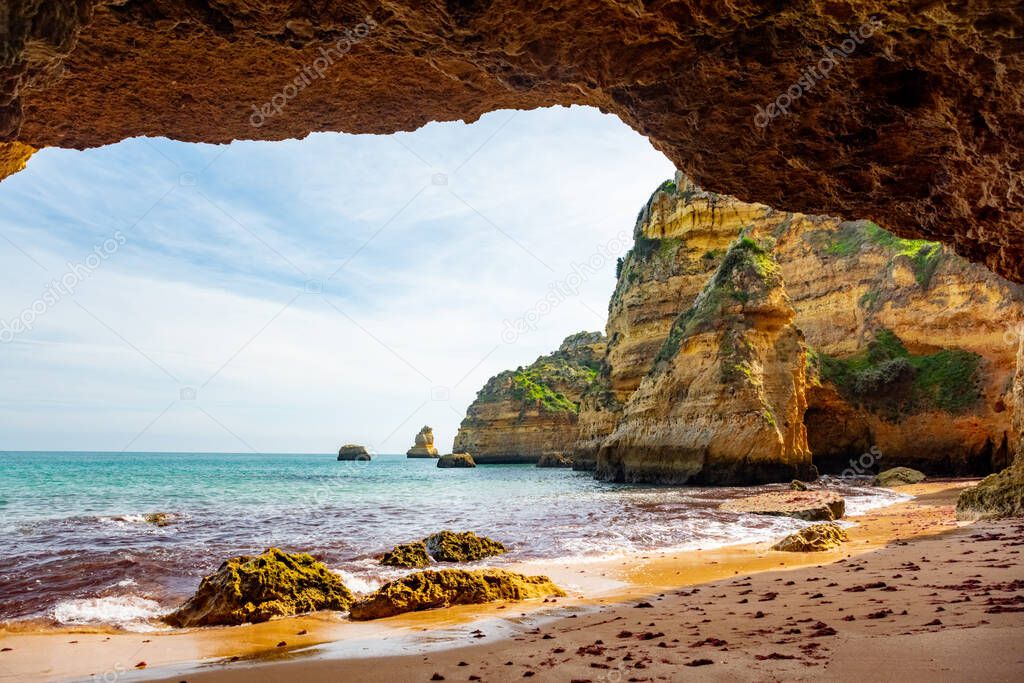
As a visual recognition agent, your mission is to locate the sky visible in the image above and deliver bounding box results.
[0,105,675,454]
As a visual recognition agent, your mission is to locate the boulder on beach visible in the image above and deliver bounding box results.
[380,541,431,569]
[164,548,354,627]
[957,464,1024,519]
[423,530,506,562]
[790,480,809,491]
[406,426,440,458]
[349,568,565,620]
[873,467,926,487]
[720,490,845,521]
[772,523,849,552]
[437,453,476,468]
[337,444,371,461]
[536,453,573,468]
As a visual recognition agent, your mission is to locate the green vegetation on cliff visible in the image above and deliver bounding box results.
[511,368,581,412]
[817,221,944,288]
[655,236,780,365]
[814,328,981,414]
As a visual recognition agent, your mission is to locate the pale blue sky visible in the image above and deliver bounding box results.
[0,105,674,453]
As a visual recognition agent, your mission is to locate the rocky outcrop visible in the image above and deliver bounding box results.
[337,444,370,461]
[454,332,604,464]
[164,548,353,627]
[536,453,572,468]
[957,338,1024,519]
[437,453,476,468]
[772,523,849,552]
[576,176,1024,479]
[406,426,439,458]
[423,531,506,563]
[873,467,926,487]
[595,235,813,485]
[349,569,565,621]
[379,542,430,569]
[721,491,846,522]
[4,2,1023,284]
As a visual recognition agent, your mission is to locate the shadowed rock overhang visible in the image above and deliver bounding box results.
[2,1,1022,281]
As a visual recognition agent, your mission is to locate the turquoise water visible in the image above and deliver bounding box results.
[0,451,904,629]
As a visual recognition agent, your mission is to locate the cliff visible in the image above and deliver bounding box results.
[576,174,1024,479]
[452,332,605,464]
[595,236,813,484]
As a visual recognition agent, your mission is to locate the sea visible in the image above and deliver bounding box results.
[0,451,907,631]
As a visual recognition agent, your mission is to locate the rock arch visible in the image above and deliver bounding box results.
[3,1,1022,281]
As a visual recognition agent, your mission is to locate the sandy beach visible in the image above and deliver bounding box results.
[3,479,1022,682]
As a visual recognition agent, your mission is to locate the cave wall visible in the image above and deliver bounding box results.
[2,1,1022,282]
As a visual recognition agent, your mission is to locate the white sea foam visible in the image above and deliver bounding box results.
[51,596,168,631]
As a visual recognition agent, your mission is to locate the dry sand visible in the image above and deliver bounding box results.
[2,480,1023,682]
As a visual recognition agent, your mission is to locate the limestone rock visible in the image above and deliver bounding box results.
[437,453,476,468]
[423,531,506,563]
[956,465,1024,520]
[164,548,353,627]
[596,235,813,484]
[772,523,849,552]
[873,467,926,487]
[406,426,439,458]
[721,491,846,522]
[380,542,431,569]
[5,2,1023,283]
[536,453,573,468]
[576,177,1024,478]
[337,444,370,461]
[454,332,604,464]
[349,569,564,621]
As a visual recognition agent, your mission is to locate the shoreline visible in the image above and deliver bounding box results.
[0,480,1000,682]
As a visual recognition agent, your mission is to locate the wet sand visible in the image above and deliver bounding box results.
[3,480,1023,682]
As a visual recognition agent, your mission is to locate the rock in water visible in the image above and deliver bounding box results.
[596,235,813,484]
[349,569,565,620]
[437,453,476,468]
[380,542,431,569]
[144,512,174,526]
[164,548,354,627]
[772,523,849,552]
[873,467,926,487]
[406,426,439,458]
[720,491,845,521]
[790,480,809,491]
[423,531,506,562]
[454,332,605,464]
[536,453,573,468]
[337,444,370,461]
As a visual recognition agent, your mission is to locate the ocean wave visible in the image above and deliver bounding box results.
[51,595,170,631]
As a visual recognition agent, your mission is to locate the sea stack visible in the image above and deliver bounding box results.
[337,444,371,461]
[406,426,440,458]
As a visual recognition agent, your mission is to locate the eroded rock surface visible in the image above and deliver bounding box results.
[337,444,370,461]
[721,491,846,522]
[379,541,431,569]
[772,523,849,552]
[406,426,439,458]
[164,548,353,627]
[2,2,1022,282]
[423,531,506,563]
[873,467,926,487]
[437,452,476,468]
[596,235,813,485]
[349,568,564,621]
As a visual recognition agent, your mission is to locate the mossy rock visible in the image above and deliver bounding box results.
[873,467,926,487]
[144,512,174,526]
[164,548,354,627]
[772,523,849,552]
[790,480,809,491]
[437,453,476,468]
[956,465,1024,520]
[349,568,565,620]
[380,541,431,568]
[423,531,507,562]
